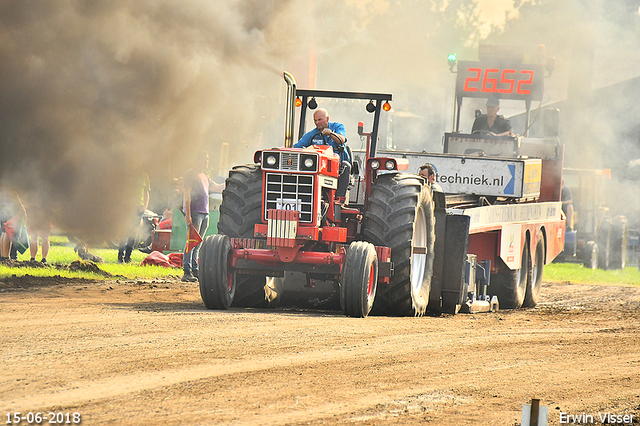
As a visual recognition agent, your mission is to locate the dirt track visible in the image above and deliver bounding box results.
[1,275,639,425]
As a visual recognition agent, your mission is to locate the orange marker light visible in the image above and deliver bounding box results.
[295,97,302,107]
[382,101,391,111]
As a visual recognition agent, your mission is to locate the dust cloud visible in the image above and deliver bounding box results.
[0,0,308,241]
[1,0,639,242]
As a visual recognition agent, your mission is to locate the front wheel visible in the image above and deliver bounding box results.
[199,234,235,309]
[341,241,378,318]
[217,164,275,308]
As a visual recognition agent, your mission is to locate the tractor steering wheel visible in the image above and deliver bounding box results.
[472,129,497,136]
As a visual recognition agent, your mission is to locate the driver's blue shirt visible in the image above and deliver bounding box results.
[294,122,350,163]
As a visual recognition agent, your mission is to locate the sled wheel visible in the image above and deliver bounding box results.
[490,240,530,309]
[582,241,598,269]
[341,241,378,318]
[363,173,435,316]
[216,164,277,307]
[608,216,627,270]
[523,237,544,308]
[199,234,235,309]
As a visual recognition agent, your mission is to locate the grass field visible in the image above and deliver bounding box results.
[0,236,180,281]
[544,261,640,286]
[1,236,639,286]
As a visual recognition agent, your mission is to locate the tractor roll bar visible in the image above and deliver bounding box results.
[295,89,392,158]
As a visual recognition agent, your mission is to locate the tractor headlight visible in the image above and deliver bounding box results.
[385,160,396,170]
[263,152,280,169]
[370,160,380,170]
[300,154,317,172]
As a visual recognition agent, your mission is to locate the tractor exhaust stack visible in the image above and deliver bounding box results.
[283,71,296,148]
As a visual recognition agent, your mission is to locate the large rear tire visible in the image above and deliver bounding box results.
[490,240,530,309]
[216,164,276,307]
[523,237,544,308]
[609,216,627,270]
[363,174,435,316]
[199,234,235,309]
[341,241,378,318]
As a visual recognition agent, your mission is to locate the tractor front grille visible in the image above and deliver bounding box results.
[265,173,314,223]
[280,152,299,171]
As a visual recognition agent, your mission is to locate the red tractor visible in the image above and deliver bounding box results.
[198,72,435,317]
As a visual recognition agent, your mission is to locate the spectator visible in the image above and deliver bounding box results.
[418,164,443,193]
[181,151,224,282]
[0,189,27,261]
[561,178,573,231]
[26,194,54,264]
[118,173,151,263]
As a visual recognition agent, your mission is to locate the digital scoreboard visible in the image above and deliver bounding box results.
[455,61,544,101]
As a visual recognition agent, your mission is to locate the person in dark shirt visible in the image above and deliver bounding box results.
[181,152,225,282]
[118,173,151,264]
[418,163,443,193]
[472,98,514,137]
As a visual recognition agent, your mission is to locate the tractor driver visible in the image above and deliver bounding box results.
[294,108,351,203]
[472,98,514,137]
